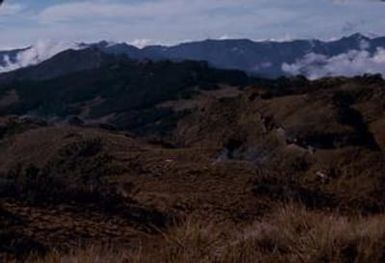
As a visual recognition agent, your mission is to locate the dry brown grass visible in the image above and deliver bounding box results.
[30,205,385,263]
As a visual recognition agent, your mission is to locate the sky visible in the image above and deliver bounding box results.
[1,0,385,49]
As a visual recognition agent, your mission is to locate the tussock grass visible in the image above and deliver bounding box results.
[31,205,385,263]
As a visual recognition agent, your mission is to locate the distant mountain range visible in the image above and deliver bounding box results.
[1,33,385,78]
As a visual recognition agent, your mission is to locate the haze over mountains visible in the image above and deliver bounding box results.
[1,33,385,79]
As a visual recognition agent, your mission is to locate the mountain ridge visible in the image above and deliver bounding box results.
[2,33,385,78]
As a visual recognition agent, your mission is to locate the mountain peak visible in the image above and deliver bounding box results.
[344,33,371,41]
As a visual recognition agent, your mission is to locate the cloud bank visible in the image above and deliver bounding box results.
[0,40,80,73]
[282,48,385,79]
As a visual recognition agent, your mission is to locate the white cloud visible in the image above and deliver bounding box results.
[38,0,257,24]
[282,48,385,79]
[0,40,81,73]
[129,39,152,48]
[2,0,385,48]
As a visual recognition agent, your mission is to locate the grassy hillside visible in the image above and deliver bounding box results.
[1,53,385,262]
